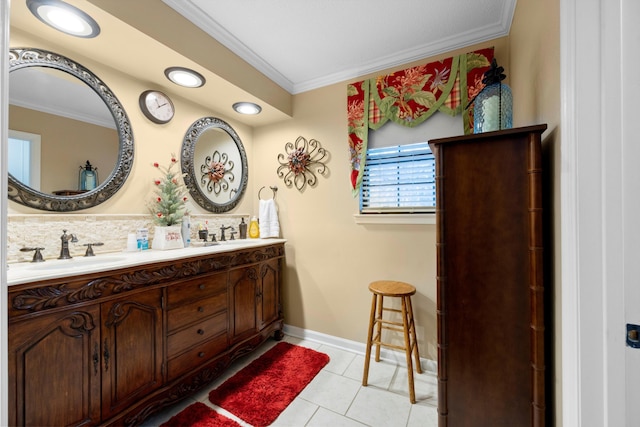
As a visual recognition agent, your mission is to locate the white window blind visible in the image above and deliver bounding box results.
[360,142,435,213]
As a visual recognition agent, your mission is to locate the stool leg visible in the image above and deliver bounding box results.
[375,294,384,362]
[362,292,377,386]
[402,296,416,404]
[406,295,422,374]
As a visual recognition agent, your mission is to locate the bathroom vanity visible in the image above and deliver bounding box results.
[7,240,285,426]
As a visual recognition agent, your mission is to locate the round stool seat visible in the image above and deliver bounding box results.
[368,280,416,297]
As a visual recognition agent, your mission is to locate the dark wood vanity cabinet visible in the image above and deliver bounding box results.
[229,257,281,344]
[9,305,102,426]
[429,125,548,427]
[257,258,281,330]
[8,242,285,426]
[101,289,164,419]
[165,272,229,381]
[8,288,163,427]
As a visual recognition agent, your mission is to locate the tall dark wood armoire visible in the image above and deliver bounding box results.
[428,124,548,427]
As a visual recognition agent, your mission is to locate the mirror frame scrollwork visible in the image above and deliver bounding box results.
[8,47,134,211]
[181,117,248,213]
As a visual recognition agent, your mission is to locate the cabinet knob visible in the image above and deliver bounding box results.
[199,284,205,290]
[197,329,204,335]
[198,352,205,358]
[198,307,204,313]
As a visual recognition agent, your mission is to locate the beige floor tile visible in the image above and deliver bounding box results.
[346,386,413,427]
[298,370,362,414]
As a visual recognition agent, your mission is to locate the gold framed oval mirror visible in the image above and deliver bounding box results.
[181,117,248,213]
[8,47,134,211]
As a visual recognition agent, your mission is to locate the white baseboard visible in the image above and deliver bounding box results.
[282,324,437,373]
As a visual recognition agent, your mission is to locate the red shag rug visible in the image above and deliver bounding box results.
[208,341,330,426]
[160,401,241,427]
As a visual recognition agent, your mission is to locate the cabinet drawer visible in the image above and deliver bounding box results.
[167,312,227,357]
[166,272,227,308]
[167,293,227,333]
[167,333,228,380]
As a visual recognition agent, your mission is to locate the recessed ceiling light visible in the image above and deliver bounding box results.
[233,102,262,115]
[27,0,100,38]
[164,67,205,88]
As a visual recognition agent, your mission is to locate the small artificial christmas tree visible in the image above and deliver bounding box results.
[149,154,188,226]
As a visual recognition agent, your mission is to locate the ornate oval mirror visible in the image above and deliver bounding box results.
[8,47,134,211]
[181,117,248,213]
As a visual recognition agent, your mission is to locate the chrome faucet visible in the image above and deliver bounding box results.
[59,230,78,259]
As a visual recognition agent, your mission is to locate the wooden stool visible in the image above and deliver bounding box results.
[362,280,422,403]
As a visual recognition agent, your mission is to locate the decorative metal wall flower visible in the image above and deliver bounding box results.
[277,136,329,191]
[200,150,235,198]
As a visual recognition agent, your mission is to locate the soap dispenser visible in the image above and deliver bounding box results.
[248,216,260,239]
[239,218,247,239]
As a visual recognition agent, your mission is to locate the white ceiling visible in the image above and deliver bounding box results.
[163,0,517,94]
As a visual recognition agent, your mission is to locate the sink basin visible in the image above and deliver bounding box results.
[218,239,258,245]
[26,256,128,271]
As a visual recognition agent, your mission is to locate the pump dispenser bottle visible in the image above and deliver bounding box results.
[239,218,247,239]
[248,216,260,238]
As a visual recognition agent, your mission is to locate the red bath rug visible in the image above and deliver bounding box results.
[160,401,241,427]
[208,341,330,426]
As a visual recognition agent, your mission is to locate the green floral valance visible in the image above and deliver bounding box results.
[347,47,494,194]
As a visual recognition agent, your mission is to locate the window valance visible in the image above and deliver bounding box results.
[347,47,494,194]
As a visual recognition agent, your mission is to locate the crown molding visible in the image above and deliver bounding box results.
[164,0,516,95]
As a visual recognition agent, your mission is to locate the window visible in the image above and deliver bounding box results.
[8,130,41,191]
[360,142,435,214]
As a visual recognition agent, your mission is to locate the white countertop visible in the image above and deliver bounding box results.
[7,238,286,286]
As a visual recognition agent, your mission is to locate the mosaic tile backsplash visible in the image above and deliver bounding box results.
[7,213,248,263]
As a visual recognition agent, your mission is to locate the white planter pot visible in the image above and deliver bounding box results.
[152,225,184,250]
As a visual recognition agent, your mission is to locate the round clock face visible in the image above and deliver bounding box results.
[139,90,175,124]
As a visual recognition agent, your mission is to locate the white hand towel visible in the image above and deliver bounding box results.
[259,199,280,238]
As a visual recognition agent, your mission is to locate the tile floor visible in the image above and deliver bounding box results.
[141,335,438,427]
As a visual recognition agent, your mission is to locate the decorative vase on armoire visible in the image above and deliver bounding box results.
[429,124,548,427]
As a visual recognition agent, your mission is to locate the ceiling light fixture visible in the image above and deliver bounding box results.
[27,0,100,38]
[232,102,262,115]
[164,67,205,88]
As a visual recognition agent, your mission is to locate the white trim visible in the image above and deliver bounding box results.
[283,324,438,373]
[353,213,435,225]
[601,1,626,425]
[1,1,10,425]
[560,0,581,424]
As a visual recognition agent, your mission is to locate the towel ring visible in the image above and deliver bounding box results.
[258,186,278,200]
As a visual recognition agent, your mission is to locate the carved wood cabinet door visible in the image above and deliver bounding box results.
[8,305,102,427]
[100,289,163,420]
[229,264,259,344]
[258,258,280,330]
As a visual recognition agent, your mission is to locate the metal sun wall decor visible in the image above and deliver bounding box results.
[200,150,235,199]
[277,136,329,191]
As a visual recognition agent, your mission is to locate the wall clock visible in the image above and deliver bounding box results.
[139,90,175,124]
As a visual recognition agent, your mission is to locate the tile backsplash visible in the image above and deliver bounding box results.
[7,213,248,263]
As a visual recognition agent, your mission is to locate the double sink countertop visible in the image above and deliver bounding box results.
[7,238,287,286]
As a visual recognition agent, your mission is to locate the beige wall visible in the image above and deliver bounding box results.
[510,0,561,424]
